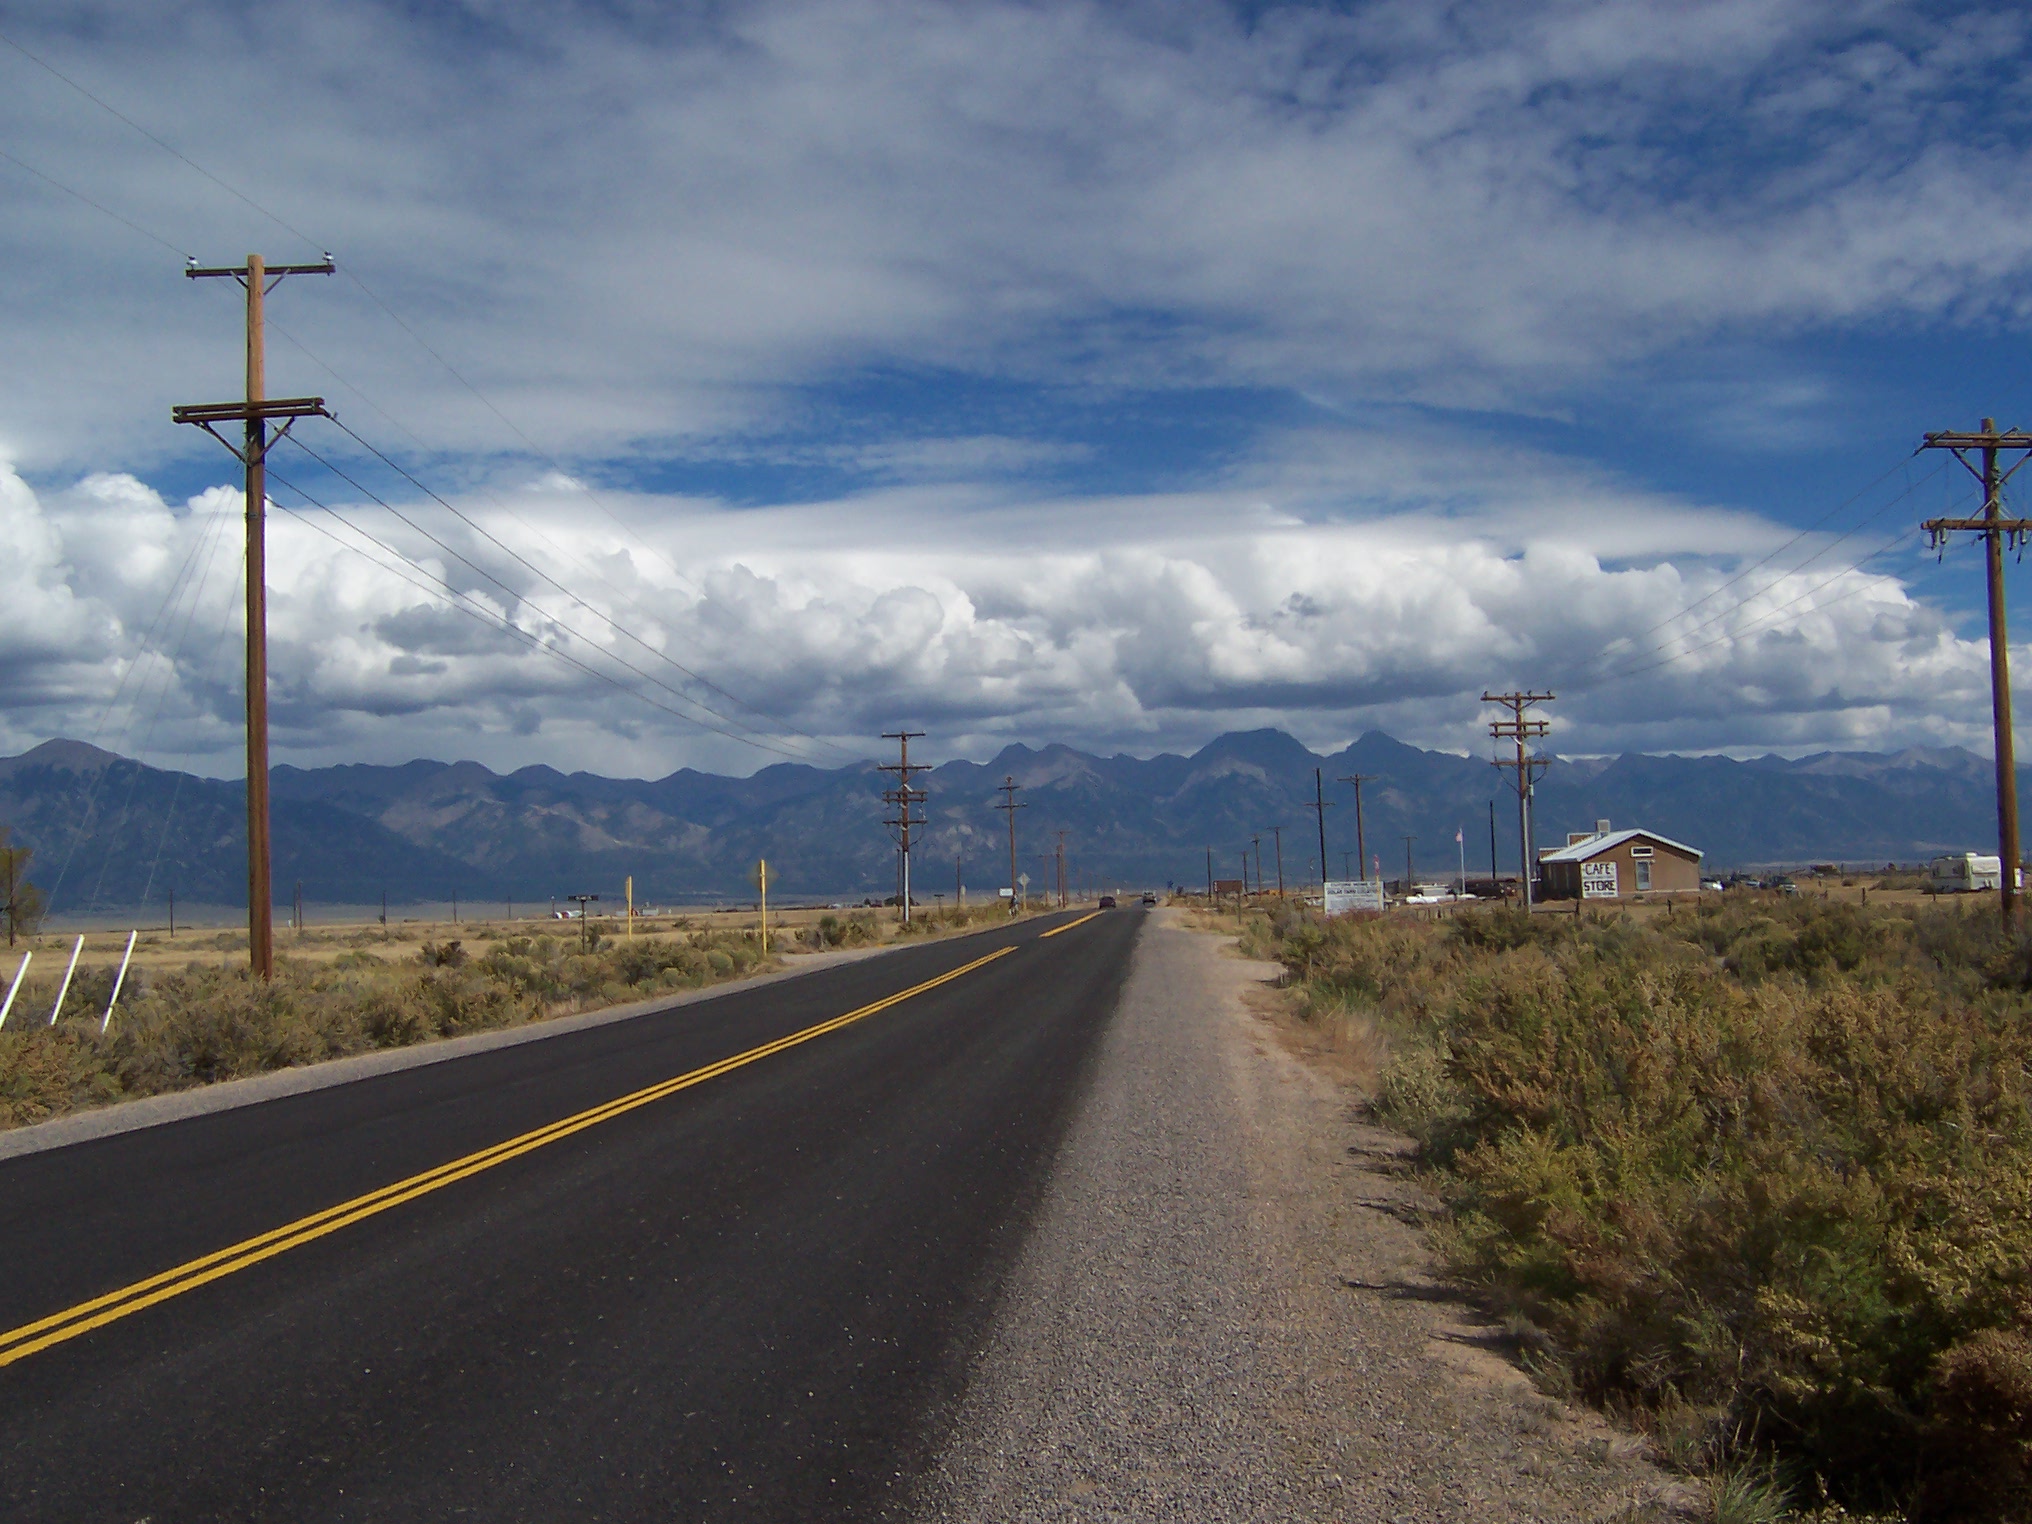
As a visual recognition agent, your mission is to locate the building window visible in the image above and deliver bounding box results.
[1634,858,1652,890]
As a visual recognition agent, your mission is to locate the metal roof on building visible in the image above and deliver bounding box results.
[1538,828,1702,864]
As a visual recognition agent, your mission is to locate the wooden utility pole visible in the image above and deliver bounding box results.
[1251,835,1263,896]
[1338,774,1375,881]
[175,252,332,979]
[1307,768,1332,893]
[1923,419,2032,923]
[1484,691,1555,910]
[1403,835,1417,892]
[1271,826,1285,896]
[1055,830,1069,908]
[995,777,1026,910]
[879,731,928,923]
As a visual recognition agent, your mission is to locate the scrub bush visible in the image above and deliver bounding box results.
[1249,895,2032,1521]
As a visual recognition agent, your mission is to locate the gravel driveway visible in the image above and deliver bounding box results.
[911,909,1685,1522]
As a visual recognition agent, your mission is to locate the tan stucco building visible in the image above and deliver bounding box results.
[1538,824,1702,900]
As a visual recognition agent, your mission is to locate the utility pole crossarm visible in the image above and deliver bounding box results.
[170,398,328,425]
[1924,517,2032,538]
[1921,428,2032,453]
[173,398,329,464]
[188,256,336,283]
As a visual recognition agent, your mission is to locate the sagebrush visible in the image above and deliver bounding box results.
[1245,895,2032,1522]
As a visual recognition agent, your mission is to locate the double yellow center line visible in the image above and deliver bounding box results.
[0,942,1019,1368]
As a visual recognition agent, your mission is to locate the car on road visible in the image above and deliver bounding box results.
[1097,894,1117,908]
[1140,893,1157,906]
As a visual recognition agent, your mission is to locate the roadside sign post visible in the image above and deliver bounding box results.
[569,894,599,953]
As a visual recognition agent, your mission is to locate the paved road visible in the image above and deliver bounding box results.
[0,907,1142,1522]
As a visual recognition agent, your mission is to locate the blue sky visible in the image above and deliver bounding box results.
[1,0,2030,776]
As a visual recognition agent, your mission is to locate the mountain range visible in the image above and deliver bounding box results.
[0,731,2016,914]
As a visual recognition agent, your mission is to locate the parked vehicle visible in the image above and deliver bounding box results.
[1931,853,2003,893]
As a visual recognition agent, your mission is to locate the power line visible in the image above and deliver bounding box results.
[261,319,855,761]
[1586,461,1949,686]
[0,144,193,258]
[0,24,324,256]
[1617,453,1926,647]
[1590,522,1925,689]
[315,417,853,761]
[280,435,817,761]
[262,471,816,759]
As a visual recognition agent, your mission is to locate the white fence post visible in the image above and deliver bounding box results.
[0,951,29,1029]
[101,930,138,1034]
[48,936,83,1025]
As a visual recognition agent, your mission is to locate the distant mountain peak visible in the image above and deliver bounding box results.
[1192,728,1321,769]
[0,738,131,777]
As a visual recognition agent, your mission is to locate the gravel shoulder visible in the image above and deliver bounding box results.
[912,908,1686,1522]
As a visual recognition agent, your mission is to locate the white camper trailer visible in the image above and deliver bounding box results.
[1931,853,2003,893]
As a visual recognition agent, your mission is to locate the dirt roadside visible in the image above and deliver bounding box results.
[914,907,1686,1522]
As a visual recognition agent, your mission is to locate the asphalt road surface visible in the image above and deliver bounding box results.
[0,906,1142,1522]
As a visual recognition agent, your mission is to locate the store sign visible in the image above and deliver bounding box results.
[1324,879,1386,914]
[1581,861,1620,899]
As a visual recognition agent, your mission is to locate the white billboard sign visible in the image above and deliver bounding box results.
[1323,879,1386,914]
[1581,861,1620,899]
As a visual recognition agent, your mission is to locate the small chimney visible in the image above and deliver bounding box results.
[1595,819,1611,838]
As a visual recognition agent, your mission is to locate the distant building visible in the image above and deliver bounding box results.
[1538,822,1702,900]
